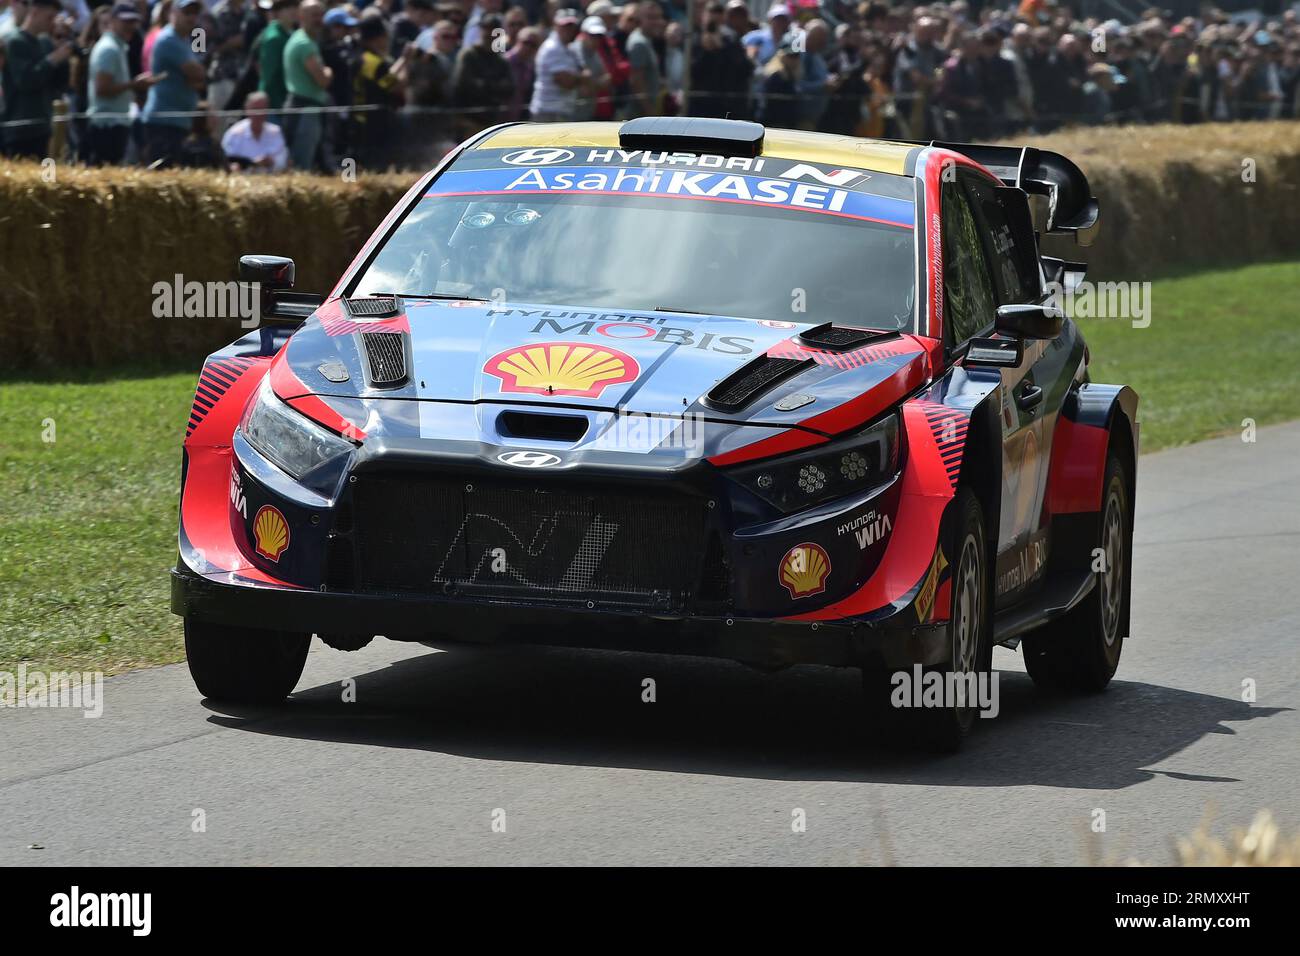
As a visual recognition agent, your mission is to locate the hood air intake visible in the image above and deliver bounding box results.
[360,331,408,388]
[346,296,400,318]
[796,323,898,351]
[707,355,812,412]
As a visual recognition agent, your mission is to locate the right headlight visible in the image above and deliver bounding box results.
[726,411,900,514]
[241,378,356,480]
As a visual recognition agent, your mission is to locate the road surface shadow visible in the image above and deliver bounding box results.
[204,642,1287,788]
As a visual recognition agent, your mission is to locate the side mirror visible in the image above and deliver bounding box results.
[238,255,321,326]
[995,303,1063,340]
[239,254,296,288]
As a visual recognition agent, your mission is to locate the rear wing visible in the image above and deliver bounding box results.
[920,141,1100,246]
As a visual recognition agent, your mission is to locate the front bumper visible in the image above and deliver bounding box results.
[171,565,948,669]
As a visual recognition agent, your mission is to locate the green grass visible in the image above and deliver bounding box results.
[0,365,195,674]
[1076,261,1300,451]
[1,261,1298,675]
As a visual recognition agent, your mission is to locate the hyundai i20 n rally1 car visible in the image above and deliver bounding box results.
[172,118,1138,750]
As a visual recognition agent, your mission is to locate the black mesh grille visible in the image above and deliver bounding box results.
[797,323,893,350]
[707,356,810,411]
[338,476,711,611]
[361,332,407,387]
[347,296,400,317]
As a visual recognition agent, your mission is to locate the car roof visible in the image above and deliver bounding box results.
[474,122,920,178]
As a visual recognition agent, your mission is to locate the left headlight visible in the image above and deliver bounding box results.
[726,411,901,514]
[241,379,356,480]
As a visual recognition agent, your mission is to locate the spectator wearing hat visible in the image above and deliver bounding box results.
[141,0,206,165]
[1,0,72,158]
[744,4,793,69]
[625,0,663,115]
[584,0,629,114]
[220,88,286,169]
[86,2,157,164]
[257,0,297,111]
[530,9,585,121]
[453,12,513,130]
[569,14,613,120]
[320,6,356,162]
[1081,61,1119,125]
[281,0,331,170]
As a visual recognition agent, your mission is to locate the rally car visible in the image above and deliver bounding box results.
[172,117,1138,750]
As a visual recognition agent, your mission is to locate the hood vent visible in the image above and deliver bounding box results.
[797,323,897,351]
[346,296,400,319]
[498,410,589,443]
[360,331,408,388]
[707,355,812,412]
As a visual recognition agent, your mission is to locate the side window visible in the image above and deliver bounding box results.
[964,176,1039,304]
[941,180,997,349]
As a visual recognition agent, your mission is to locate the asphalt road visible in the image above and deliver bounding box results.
[3,423,1298,866]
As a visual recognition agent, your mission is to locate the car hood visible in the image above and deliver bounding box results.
[272,297,932,456]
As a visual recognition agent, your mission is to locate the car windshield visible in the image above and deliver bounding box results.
[353,177,917,330]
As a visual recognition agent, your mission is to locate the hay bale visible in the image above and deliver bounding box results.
[3,122,1299,369]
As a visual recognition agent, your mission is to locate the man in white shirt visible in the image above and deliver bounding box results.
[529,8,585,121]
[221,90,288,171]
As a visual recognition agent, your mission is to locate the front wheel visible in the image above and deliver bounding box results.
[1023,451,1131,692]
[185,620,311,703]
[865,487,991,753]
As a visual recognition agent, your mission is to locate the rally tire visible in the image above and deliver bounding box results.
[184,620,311,703]
[865,487,992,753]
[1023,452,1130,693]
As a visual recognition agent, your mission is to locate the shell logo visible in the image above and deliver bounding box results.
[253,505,291,562]
[483,341,640,399]
[779,542,831,599]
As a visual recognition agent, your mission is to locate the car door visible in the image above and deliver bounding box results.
[961,171,1074,607]
[940,173,1044,609]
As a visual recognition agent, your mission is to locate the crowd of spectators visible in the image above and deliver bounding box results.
[3,0,1299,171]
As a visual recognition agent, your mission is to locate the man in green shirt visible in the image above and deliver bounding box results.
[257,0,298,111]
[280,0,330,170]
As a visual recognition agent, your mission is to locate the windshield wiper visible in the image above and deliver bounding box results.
[370,292,491,302]
[655,305,709,315]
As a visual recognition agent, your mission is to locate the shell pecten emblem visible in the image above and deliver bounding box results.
[253,505,291,562]
[779,542,831,599]
[484,341,640,399]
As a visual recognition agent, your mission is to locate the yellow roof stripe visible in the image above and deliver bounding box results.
[476,122,915,177]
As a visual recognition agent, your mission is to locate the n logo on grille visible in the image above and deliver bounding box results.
[497,450,562,468]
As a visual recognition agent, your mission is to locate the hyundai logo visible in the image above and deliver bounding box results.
[501,148,575,166]
[497,451,562,468]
